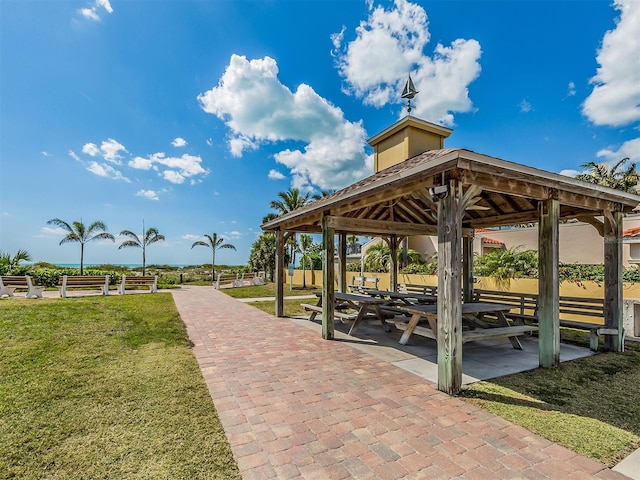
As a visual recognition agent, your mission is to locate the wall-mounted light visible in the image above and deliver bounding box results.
[428,185,448,201]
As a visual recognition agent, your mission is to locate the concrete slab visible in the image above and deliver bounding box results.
[290,315,594,385]
[613,447,640,479]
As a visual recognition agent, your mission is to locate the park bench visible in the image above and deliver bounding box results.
[215,273,239,289]
[398,283,438,296]
[118,275,158,294]
[58,275,110,298]
[348,276,380,293]
[473,289,612,351]
[0,275,44,299]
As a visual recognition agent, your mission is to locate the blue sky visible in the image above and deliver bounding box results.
[1,0,639,267]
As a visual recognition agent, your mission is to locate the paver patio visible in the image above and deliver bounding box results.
[172,285,630,479]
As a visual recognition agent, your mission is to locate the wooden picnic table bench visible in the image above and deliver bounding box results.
[348,276,380,293]
[118,275,158,294]
[301,291,392,335]
[395,302,538,349]
[473,289,611,351]
[363,289,437,317]
[0,275,44,299]
[58,275,110,298]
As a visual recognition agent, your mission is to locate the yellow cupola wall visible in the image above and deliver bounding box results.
[367,115,453,173]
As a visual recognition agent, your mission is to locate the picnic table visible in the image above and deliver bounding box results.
[395,302,538,349]
[365,289,437,306]
[301,291,392,335]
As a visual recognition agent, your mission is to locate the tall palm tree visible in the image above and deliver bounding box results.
[118,224,165,276]
[47,218,115,275]
[269,188,310,265]
[575,157,639,193]
[191,232,236,281]
[347,235,360,254]
[298,234,314,288]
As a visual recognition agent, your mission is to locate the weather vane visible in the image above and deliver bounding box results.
[401,74,419,114]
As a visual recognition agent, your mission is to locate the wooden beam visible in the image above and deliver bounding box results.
[603,210,623,351]
[338,233,347,293]
[275,230,285,317]
[322,216,335,340]
[463,236,474,303]
[576,214,605,237]
[437,181,463,395]
[538,198,560,368]
[325,216,439,236]
[389,235,398,293]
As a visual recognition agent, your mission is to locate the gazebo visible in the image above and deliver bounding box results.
[262,116,640,395]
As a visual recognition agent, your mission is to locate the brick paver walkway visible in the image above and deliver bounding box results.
[172,286,629,480]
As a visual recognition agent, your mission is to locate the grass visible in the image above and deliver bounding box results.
[0,294,240,480]
[461,350,640,466]
[222,282,318,299]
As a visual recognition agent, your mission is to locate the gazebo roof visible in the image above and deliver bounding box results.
[262,148,640,235]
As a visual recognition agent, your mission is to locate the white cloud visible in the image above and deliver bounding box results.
[100,138,127,163]
[78,0,113,21]
[87,161,131,182]
[583,0,640,126]
[518,99,533,113]
[82,143,100,156]
[42,226,68,236]
[559,169,580,178]
[82,138,127,163]
[225,231,242,239]
[172,137,187,147]
[41,151,50,157]
[128,152,208,184]
[136,189,159,201]
[182,234,201,241]
[268,169,286,180]
[567,81,576,97]
[96,0,113,14]
[596,138,640,163]
[332,0,482,126]
[198,54,372,190]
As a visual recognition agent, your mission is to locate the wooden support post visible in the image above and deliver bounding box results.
[275,230,285,317]
[463,235,474,303]
[389,235,398,293]
[322,216,335,340]
[437,181,463,395]
[338,233,347,293]
[538,198,560,368]
[604,210,624,351]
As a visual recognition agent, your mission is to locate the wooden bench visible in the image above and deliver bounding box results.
[215,273,239,289]
[235,272,265,287]
[301,303,359,323]
[473,289,611,351]
[398,283,438,296]
[348,276,379,293]
[0,275,44,299]
[58,275,110,298]
[393,319,537,345]
[118,275,158,294]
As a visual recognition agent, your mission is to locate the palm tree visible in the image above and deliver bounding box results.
[347,235,360,254]
[269,188,310,265]
[575,157,639,193]
[46,218,115,275]
[191,232,236,282]
[299,234,314,288]
[0,249,31,274]
[311,189,335,201]
[118,224,165,276]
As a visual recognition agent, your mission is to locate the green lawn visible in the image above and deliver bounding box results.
[222,282,318,299]
[461,350,640,466]
[0,294,240,480]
